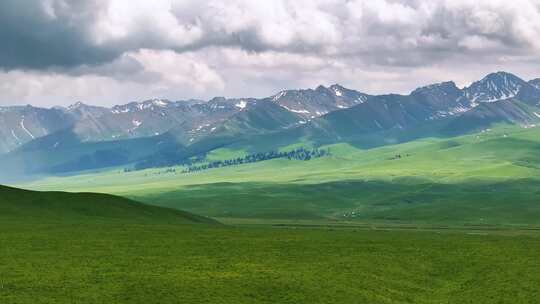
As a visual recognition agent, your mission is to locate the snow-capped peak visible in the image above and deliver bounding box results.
[329,84,344,90]
[465,71,526,103]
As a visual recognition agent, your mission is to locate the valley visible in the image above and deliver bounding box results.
[20,123,540,227]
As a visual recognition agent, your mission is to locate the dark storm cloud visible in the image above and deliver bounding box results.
[0,0,120,69]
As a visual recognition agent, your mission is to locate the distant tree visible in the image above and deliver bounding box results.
[181,147,330,174]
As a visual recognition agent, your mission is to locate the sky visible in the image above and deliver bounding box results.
[1,0,540,107]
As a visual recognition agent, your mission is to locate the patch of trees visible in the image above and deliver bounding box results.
[125,167,178,174]
[181,148,330,174]
[387,153,411,160]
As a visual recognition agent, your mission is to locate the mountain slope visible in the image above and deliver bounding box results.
[440,99,539,136]
[216,81,540,152]
[5,71,538,156]
[270,84,369,119]
[463,71,540,106]
[212,100,302,135]
[0,130,183,177]
[221,75,540,152]
[129,100,304,169]
[73,98,248,144]
[0,98,247,153]
[0,184,216,224]
[410,81,470,117]
[282,88,471,144]
[4,71,540,175]
[530,78,540,90]
[0,105,74,153]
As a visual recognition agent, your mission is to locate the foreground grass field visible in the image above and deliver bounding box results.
[5,123,540,303]
[3,219,540,303]
[3,184,540,303]
[22,124,540,226]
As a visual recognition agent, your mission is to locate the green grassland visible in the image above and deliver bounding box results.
[2,186,540,303]
[22,124,540,227]
[0,185,215,224]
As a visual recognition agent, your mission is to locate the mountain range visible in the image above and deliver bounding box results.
[2,71,540,177]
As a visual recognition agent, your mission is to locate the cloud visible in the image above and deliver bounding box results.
[0,49,224,106]
[127,49,225,93]
[0,0,117,69]
[0,0,539,106]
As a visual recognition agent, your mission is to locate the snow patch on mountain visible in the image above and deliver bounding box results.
[195,124,211,131]
[272,91,286,101]
[20,118,34,139]
[235,100,247,109]
[355,96,367,104]
[112,107,130,114]
[280,105,310,114]
[427,104,474,120]
[152,99,168,107]
[11,130,21,144]
[465,72,525,104]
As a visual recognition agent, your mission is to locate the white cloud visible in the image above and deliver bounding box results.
[1,0,540,106]
[91,0,204,48]
[0,49,225,106]
[128,49,225,92]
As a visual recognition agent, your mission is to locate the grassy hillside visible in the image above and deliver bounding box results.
[3,178,540,303]
[2,210,540,303]
[22,124,540,226]
[0,185,215,224]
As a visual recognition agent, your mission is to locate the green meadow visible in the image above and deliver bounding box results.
[5,125,540,303]
[23,124,540,227]
[2,186,540,303]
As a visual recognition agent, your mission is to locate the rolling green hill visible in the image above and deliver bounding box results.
[4,124,540,303]
[9,72,540,227]
[2,185,540,303]
[21,124,540,227]
[0,184,215,224]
